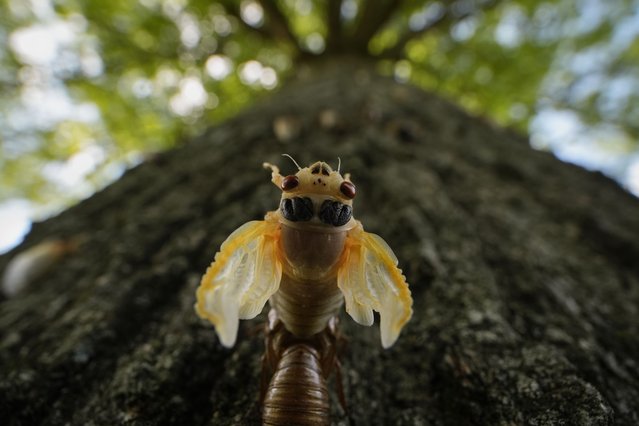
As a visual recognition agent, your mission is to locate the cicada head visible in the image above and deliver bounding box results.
[264,157,355,202]
[263,156,357,228]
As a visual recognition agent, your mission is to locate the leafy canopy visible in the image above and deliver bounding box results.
[1,0,637,215]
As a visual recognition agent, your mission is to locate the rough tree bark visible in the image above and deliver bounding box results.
[1,63,638,425]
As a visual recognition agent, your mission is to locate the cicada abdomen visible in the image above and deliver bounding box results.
[262,343,330,426]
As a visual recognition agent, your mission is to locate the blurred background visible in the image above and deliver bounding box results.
[1,0,638,253]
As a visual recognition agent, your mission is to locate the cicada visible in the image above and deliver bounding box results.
[195,156,412,424]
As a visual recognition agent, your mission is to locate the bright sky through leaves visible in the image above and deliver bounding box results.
[1,0,638,253]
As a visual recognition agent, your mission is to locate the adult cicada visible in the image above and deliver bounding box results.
[195,157,412,425]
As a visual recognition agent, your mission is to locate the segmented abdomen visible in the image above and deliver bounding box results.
[262,344,330,426]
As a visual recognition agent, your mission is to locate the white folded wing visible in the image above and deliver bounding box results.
[195,221,282,347]
[338,226,413,348]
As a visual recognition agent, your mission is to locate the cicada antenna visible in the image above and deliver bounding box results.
[282,153,302,171]
[336,157,341,174]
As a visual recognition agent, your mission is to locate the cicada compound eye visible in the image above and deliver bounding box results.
[340,181,356,199]
[281,175,299,191]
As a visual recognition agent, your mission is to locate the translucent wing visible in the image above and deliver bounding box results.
[195,220,282,347]
[338,224,412,348]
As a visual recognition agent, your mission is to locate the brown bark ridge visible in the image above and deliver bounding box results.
[1,63,638,425]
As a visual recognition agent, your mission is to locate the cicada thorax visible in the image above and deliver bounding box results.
[279,221,347,279]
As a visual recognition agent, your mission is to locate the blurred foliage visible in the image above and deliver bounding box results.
[1,0,638,215]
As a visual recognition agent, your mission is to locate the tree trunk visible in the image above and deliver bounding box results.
[1,62,638,425]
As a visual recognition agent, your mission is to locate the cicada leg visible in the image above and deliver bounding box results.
[314,316,348,414]
[260,309,286,405]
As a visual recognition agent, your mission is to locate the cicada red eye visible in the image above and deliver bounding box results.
[340,181,356,199]
[281,175,299,191]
